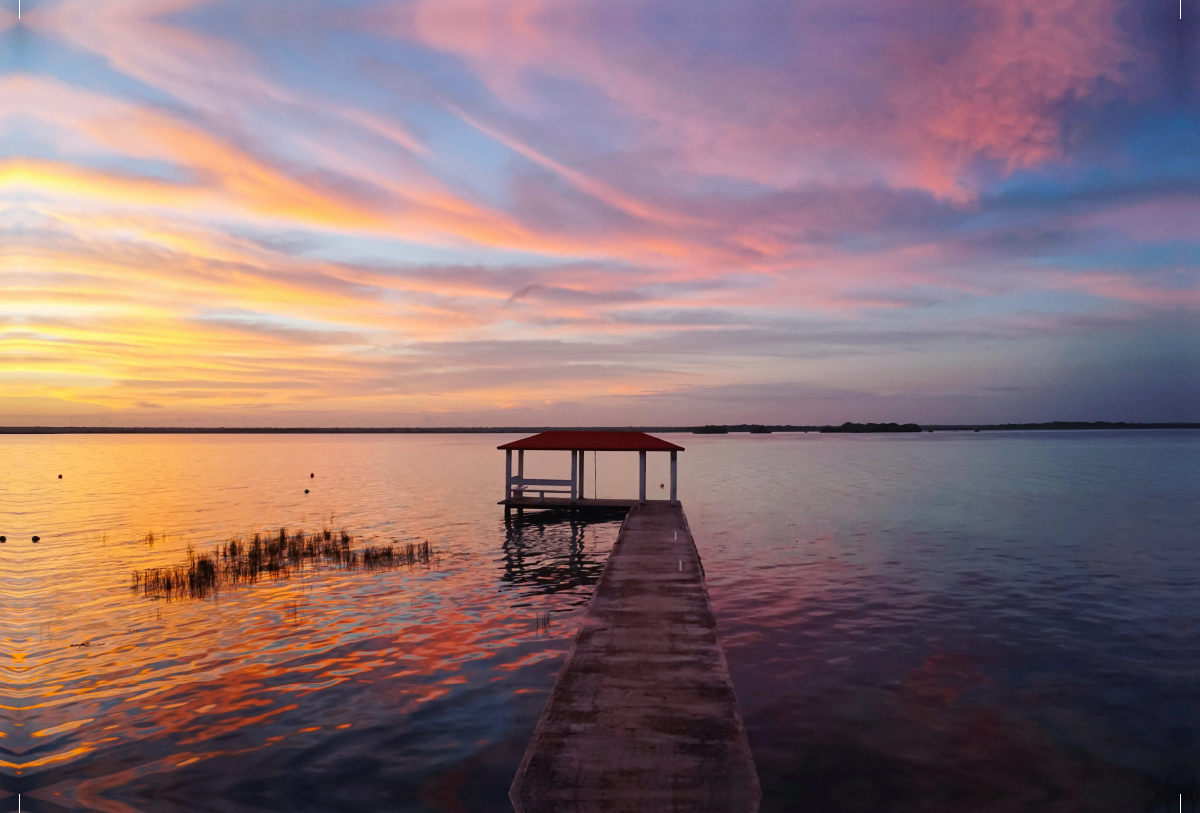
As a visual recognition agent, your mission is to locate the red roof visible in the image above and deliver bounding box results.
[497,431,684,452]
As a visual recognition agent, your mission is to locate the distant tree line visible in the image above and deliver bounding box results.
[692,422,923,434]
[818,422,922,433]
[690,420,1198,435]
[693,424,783,434]
[969,421,1194,431]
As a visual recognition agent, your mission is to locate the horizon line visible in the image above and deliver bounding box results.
[3,421,1198,435]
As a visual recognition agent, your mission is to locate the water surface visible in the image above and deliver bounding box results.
[1,431,1197,812]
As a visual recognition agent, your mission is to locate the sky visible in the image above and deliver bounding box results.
[0,0,1196,427]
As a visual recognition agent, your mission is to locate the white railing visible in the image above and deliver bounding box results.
[508,477,575,501]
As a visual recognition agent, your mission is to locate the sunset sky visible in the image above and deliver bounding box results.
[1,0,1196,426]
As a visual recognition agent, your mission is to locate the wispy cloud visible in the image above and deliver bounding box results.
[1,0,1194,424]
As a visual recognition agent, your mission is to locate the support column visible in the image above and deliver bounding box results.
[518,449,525,480]
[670,450,678,504]
[639,450,647,504]
[578,449,586,500]
[570,450,578,503]
[506,449,513,500]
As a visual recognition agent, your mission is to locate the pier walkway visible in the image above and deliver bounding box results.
[500,496,670,510]
[510,501,761,813]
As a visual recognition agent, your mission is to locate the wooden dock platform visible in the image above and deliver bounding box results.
[510,502,761,813]
[500,496,675,510]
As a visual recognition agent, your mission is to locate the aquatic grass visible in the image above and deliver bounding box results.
[131,528,435,601]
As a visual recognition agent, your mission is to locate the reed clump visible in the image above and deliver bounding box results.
[131,529,434,601]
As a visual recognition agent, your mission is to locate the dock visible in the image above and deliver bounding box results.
[510,501,761,813]
[501,496,671,510]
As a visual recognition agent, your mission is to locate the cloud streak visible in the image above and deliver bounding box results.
[1,0,1195,424]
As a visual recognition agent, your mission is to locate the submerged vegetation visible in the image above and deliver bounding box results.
[131,527,434,601]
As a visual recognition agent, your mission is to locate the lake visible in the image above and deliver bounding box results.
[1,431,1197,812]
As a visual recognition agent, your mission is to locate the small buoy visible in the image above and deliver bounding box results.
[58,474,63,479]
[310,473,314,478]
[304,489,310,494]
[32,536,40,543]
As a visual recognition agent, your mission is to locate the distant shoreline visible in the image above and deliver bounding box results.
[2,422,1197,435]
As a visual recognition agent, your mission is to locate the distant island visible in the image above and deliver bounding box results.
[693,424,774,434]
[2,421,1196,434]
[819,422,922,433]
[698,422,922,433]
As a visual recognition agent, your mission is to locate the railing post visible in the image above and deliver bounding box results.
[570,450,578,504]
[670,450,678,504]
[506,449,513,500]
[639,450,646,504]
[578,449,586,500]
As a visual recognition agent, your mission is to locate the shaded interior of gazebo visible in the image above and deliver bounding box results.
[498,431,684,506]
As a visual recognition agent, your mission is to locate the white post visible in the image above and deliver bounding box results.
[570,450,578,503]
[670,450,677,504]
[638,450,646,504]
[577,449,586,500]
[506,449,513,500]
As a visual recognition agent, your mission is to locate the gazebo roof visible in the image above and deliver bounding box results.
[497,431,684,452]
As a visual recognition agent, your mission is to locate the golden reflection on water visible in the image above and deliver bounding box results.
[1,434,627,810]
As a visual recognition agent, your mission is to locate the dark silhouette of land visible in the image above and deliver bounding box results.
[820,422,922,433]
[3,421,1196,434]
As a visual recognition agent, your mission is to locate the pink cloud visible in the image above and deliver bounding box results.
[1075,197,1200,243]
[1044,271,1200,306]
[378,0,1133,199]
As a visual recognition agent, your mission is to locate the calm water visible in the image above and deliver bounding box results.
[1,431,1197,812]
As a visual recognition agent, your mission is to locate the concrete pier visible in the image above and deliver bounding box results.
[510,502,761,813]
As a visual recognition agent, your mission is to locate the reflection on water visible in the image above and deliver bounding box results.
[1,431,1197,812]
[500,508,628,601]
[684,430,1200,813]
[0,434,625,813]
